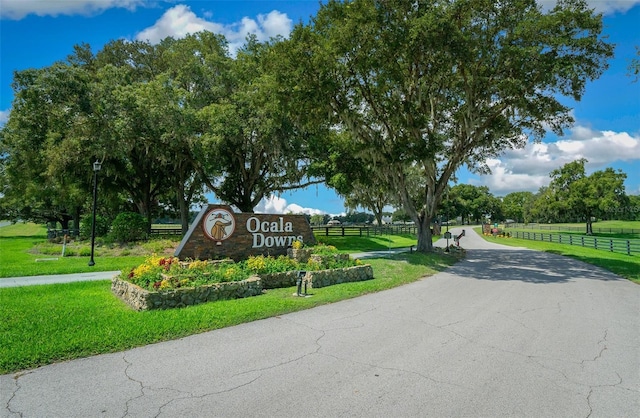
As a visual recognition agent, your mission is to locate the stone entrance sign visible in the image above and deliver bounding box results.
[175,204,316,261]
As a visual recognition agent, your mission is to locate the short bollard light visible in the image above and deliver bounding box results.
[296,270,307,296]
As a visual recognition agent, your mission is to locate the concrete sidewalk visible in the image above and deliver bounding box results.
[0,270,120,288]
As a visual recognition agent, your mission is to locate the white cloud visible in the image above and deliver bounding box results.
[135,5,292,54]
[473,126,640,194]
[0,0,144,19]
[135,5,220,44]
[0,109,9,126]
[537,0,640,15]
[254,195,326,216]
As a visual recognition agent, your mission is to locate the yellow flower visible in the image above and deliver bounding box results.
[132,263,152,278]
[188,260,208,270]
[247,255,267,273]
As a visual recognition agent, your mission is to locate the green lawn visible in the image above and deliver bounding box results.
[315,233,418,252]
[475,227,640,284]
[0,252,455,374]
[0,236,149,277]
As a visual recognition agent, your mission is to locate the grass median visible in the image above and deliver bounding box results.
[0,251,455,374]
[474,227,640,284]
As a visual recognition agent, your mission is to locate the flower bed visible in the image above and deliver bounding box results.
[112,244,373,310]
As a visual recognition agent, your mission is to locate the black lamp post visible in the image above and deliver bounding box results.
[88,160,102,266]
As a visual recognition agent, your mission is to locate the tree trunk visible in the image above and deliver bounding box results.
[60,217,70,230]
[586,219,593,235]
[177,186,189,236]
[415,214,433,252]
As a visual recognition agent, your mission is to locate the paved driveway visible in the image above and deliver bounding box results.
[2,229,638,417]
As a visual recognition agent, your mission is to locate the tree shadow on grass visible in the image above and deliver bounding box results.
[384,251,458,272]
[317,236,403,252]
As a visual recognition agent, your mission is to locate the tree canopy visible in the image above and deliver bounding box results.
[282,0,613,251]
[545,159,627,234]
[1,33,326,231]
[1,1,625,241]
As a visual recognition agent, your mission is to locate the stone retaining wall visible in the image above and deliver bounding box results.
[306,264,374,289]
[259,270,300,289]
[112,264,373,310]
[111,276,262,311]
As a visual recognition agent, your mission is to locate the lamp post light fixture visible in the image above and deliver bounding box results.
[88,160,102,266]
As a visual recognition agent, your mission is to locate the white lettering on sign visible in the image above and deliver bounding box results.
[246,216,293,233]
[252,234,304,248]
[246,216,301,248]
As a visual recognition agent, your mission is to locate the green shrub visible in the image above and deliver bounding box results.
[79,214,111,239]
[109,212,148,243]
[309,243,339,256]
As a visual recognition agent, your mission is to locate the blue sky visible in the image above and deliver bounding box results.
[1,0,639,216]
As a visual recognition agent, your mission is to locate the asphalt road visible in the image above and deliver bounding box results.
[2,228,638,417]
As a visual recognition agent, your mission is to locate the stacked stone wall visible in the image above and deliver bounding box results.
[259,270,300,289]
[111,276,262,311]
[112,264,373,310]
[306,265,374,289]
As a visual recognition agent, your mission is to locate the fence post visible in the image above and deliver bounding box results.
[581,236,584,247]
[569,235,573,245]
[559,235,562,244]
[609,239,613,252]
[628,241,631,256]
[594,238,598,250]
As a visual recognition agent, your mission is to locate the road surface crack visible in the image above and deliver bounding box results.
[581,330,608,368]
[121,353,145,418]
[4,371,30,418]
[153,375,261,418]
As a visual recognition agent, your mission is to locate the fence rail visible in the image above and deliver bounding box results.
[311,225,418,237]
[507,223,640,235]
[149,227,183,236]
[49,225,420,239]
[511,231,640,256]
[47,227,184,238]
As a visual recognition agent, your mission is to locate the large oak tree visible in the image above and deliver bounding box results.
[283,0,613,251]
